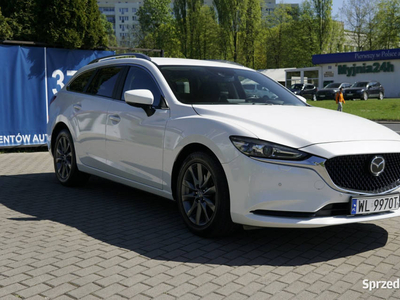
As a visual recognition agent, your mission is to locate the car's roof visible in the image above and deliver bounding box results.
[90,56,249,70]
[150,57,248,69]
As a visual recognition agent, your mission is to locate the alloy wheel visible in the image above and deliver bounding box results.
[55,135,72,182]
[181,162,216,226]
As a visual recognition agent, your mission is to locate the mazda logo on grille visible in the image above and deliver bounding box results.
[370,156,385,177]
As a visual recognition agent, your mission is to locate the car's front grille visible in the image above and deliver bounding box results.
[325,154,400,193]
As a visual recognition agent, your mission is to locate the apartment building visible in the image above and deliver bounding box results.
[97,0,142,46]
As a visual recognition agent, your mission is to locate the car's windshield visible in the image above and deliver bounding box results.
[325,83,340,88]
[160,66,306,106]
[291,84,303,89]
[352,82,368,87]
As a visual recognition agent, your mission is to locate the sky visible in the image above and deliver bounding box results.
[279,0,346,20]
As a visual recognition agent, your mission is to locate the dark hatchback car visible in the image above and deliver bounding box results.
[289,83,318,101]
[343,81,384,100]
[316,82,352,100]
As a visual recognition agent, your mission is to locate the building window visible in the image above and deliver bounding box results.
[132,16,136,21]
[99,7,114,12]
[119,8,128,14]
[132,8,137,13]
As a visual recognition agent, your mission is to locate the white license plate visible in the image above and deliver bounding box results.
[348,93,353,96]
[319,95,325,97]
[351,194,400,215]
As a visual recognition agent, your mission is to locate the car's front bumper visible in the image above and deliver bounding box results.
[223,153,400,228]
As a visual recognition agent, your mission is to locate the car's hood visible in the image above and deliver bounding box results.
[192,105,400,149]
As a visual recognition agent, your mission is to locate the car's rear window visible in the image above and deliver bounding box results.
[67,70,96,93]
[86,67,124,98]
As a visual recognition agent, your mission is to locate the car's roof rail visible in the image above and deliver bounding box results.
[206,59,244,67]
[89,53,151,64]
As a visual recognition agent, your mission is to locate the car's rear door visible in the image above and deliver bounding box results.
[104,66,169,189]
[69,66,124,170]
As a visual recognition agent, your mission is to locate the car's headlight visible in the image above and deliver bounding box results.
[230,136,309,160]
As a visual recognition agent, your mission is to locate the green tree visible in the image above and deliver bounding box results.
[137,0,176,52]
[100,14,117,48]
[263,4,294,68]
[81,0,108,49]
[197,5,220,59]
[137,0,172,35]
[0,0,36,40]
[0,7,13,40]
[341,0,374,50]
[308,0,333,54]
[173,0,220,59]
[375,0,400,49]
[0,0,107,49]
[240,0,261,68]
[213,0,248,62]
[174,0,189,56]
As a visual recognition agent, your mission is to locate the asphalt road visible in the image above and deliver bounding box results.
[379,122,400,134]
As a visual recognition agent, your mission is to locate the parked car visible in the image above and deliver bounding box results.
[316,82,352,100]
[47,54,400,237]
[289,83,318,101]
[242,79,278,100]
[343,81,384,100]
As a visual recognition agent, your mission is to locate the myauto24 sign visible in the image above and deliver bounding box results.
[0,46,113,148]
[338,61,395,77]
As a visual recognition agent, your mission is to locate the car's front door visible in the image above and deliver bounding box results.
[368,82,379,97]
[105,66,169,189]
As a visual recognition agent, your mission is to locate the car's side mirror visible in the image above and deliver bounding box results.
[124,89,155,116]
[125,89,154,106]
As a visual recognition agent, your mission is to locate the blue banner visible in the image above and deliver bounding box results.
[0,45,113,147]
[313,48,400,65]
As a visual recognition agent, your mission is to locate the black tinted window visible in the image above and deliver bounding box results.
[68,70,95,93]
[122,67,161,107]
[87,67,123,98]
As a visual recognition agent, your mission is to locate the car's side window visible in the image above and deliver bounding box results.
[67,70,96,93]
[86,67,124,98]
[121,66,161,107]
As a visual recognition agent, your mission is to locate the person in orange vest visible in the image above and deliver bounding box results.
[336,87,345,112]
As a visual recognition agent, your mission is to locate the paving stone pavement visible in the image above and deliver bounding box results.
[1,152,400,300]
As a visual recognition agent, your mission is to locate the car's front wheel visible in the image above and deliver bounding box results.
[312,94,317,101]
[362,92,368,100]
[54,129,89,186]
[176,152,236,237]
[378,92,384,100]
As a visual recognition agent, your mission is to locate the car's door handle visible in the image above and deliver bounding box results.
[73,104,81,111]
[109,115,121,123]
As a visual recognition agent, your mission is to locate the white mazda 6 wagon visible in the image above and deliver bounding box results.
[47,54,400,237]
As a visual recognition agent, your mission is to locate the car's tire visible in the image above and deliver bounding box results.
[362,92,368,100]
[176,152,237,237]
[312,94,317,101]
[53,129,90,187]
[378,92,384,100]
